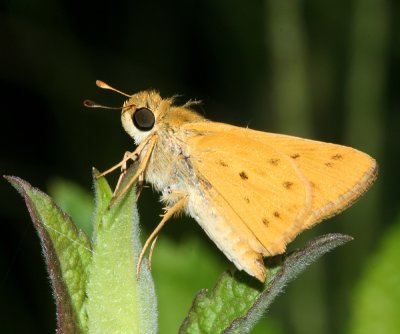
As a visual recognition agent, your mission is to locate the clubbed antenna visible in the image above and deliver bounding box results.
[96,80,132,97]
[83,99,122,109]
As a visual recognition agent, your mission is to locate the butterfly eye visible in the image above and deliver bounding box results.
[133,107,155,131]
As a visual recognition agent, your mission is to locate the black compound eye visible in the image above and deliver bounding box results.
[133,107,155,131]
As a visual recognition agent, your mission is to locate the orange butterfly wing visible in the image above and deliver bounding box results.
[183,121,377,256]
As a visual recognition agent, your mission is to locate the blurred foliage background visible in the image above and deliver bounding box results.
[1,0,399,333]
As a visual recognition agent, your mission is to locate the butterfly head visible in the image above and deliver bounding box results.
[121,90,173,145]
[84,80,203,146]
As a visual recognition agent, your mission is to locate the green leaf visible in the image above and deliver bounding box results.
[348,218,400,334]
[6,167,158,334]
[5,176,92,333]
[151,234,281,334]
[86,167,158,334]
[180,234,352,334]
[48,178,94,237]
[152,237,224,333]
[91,168,113,238]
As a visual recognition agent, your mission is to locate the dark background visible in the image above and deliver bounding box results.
[1,1,399,333]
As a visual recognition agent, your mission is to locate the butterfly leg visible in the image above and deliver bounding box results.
[112,152,146,200]
[135,174,146,200]
[113,150,136,196]
[136,193,188,278]
[108,135,157,207]
[147,235,158,271]
[97,134,154,179]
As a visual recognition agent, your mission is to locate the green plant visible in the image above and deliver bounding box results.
[5,169,352,333]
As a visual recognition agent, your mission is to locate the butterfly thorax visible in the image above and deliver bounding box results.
[141,106,206,206]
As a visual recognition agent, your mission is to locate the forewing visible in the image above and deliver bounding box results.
[183,121,377,249]
[184,128,311,255]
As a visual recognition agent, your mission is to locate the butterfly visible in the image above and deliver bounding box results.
[85,80,378,282]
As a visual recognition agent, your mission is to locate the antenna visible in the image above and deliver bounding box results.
[83,99,122,109]
[83,80,136,110]
[96,80,131,97]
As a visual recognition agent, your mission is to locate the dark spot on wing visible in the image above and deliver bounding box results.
[244,196,250,203]
[331,154,343,160]
[290,153,300,159]
[273,211,280,218]
[239,171,248,180]
[219,160,228,167]
[262,218,269,226]
[325,162,333,167]
[269,158,280,166]
[283,181,293,189]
